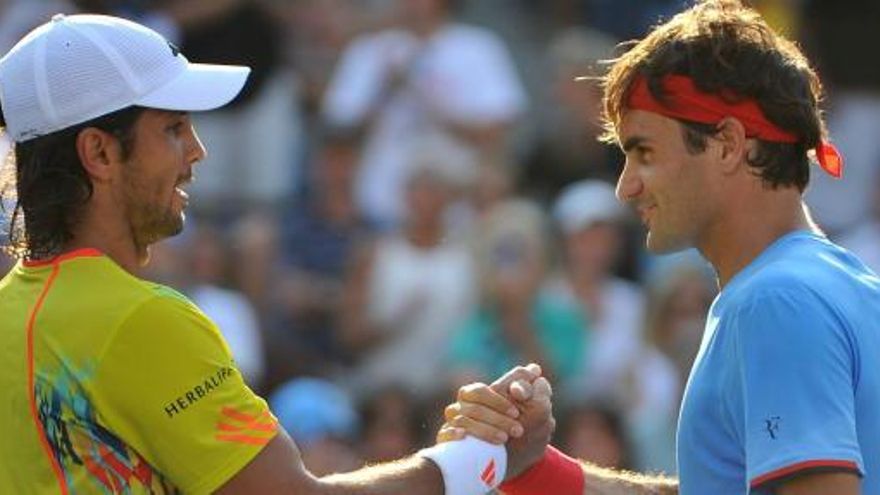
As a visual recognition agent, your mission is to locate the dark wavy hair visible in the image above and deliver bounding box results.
[0,105,145,260]
[601,0,826,191]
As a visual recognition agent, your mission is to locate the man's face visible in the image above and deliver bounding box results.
[116,109,205,251]
[615,110,720,254]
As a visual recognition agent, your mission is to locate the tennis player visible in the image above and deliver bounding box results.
[0,14,546,494]
[442,1,880,494]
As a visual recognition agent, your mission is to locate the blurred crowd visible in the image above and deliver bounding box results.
[2,0,879,479]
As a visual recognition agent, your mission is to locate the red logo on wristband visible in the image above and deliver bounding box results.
[480,459,496,486]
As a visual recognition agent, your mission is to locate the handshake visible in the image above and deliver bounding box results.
[419,363,585,495]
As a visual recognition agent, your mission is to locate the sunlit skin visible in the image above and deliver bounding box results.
[614,110,814,287]
[66,109,206,273]
[615,110,726,255]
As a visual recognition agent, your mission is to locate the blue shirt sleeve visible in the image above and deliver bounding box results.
[732,284,864,489]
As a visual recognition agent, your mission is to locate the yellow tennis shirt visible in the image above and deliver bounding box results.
[0,248,277,494]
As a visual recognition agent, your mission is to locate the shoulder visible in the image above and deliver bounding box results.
[733,235,877,313]
[108,286,220,350]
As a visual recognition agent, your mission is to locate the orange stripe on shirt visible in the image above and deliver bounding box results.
[215,433,273,446]
[221,406,258,424]
[26,262,69,494]
[217,420,277,433]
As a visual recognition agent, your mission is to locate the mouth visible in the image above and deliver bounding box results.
[636,204,657,226]
[174,177,192,203]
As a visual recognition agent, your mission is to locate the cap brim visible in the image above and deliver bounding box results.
[134,63,250,112]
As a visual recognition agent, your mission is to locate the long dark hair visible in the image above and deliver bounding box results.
[1,105,145,260]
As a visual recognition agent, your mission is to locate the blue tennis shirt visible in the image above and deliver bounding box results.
[677,230,880,494]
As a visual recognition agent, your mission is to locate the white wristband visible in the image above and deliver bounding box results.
[418,436,507,495]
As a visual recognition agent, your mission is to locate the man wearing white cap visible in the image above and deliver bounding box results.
[0,14,549,494]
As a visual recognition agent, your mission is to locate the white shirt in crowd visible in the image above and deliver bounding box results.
[323,23,527,226]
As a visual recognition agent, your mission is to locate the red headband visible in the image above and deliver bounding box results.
[626,74,843,178]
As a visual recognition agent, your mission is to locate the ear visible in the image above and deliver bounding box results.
[75,127,123,182]
[713,116,749,175]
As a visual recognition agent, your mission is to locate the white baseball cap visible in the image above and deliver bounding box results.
[553,179,625,233]
[0,13,250,143]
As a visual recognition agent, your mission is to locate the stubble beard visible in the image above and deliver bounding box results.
[123,174,184,255]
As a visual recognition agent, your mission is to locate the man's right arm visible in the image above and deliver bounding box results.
[216,429,445,495]
[218,364,550,494]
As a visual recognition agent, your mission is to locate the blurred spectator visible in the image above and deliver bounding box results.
[519,28,621,204]
[621,263,714,475]
[0,0,75,54]
[339,136,478,399]
[271,128,375,378]
[644,263,715,383]
[802,0,880,235]
[448,199,587,388]
[138,235,190,289]
[545,180,645,400]
[1,132,13,274]
[269,378,363,476]
[585,0,687,40]
[273,0,383,118]
[840,175,880,275]
[230,211,281,315]
[358,387,424,464]
[323,0,527,228]
[186,224,266,390]
[558,402,635,470]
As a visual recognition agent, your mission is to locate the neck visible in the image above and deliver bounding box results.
[64,201,144,275]
[698,187,815,288]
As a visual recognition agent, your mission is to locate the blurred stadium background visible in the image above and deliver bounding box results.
[2,0,878,479]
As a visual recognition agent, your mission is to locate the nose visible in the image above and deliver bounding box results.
[615,158,643,203]
[187,125,207,165]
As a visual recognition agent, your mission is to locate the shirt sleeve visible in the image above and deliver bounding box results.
[90,291,278,494]
[733,285,863,490]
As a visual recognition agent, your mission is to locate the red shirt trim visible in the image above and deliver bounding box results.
[750,459,860,488]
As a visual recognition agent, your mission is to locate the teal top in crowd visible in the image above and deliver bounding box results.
[448,293,589,386]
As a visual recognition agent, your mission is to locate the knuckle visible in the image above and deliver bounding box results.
[450,415,469,428]
[459,382,487,399]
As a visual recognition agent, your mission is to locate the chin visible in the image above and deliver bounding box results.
[645,230,691,254]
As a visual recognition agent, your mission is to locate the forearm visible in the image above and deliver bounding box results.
[581,463,677,495]
[319,455,443,495]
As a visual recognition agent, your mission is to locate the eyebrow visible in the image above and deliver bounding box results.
[160,110,188,119]
[621,136,648,153]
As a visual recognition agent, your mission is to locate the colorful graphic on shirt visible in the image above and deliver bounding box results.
[34,361,180,494]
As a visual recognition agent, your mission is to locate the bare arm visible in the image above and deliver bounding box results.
[578,464,677,495]
[216,425,443,495]
[217,365,545,494]
[774,471,859,495]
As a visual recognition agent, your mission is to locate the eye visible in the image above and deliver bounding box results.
[636,146,654,163]
[166,121,183,134]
